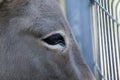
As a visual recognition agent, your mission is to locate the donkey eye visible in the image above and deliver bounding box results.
[42,33,65,47]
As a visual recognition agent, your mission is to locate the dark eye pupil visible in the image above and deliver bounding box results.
[42,34,65,46]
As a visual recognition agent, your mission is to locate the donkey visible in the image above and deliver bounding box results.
[0,0,95,80]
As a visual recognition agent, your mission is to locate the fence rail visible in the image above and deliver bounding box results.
[91,0,120,80]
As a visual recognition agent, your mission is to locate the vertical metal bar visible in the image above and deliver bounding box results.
[116,1,120,80]
[107,0,114,80]
[101,0,108,79]
[97,0,105,80]
[112,1,118,79]
[106,0,112,80]
[98,3,105,80]
[104,0,111,80]
[102,0,109,80]
[115,0,120,80]
[91,3,100,79]
[111,0,116,80]
[118,26,120,80]
[109,0,115,79]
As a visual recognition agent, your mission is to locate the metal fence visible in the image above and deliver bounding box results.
[91,0,120,80]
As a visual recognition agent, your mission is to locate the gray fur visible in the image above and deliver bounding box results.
[0,0,95,80]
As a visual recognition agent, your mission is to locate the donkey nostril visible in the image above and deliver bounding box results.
[42,33,66,47]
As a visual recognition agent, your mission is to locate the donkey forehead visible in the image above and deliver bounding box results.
[25,0,65,34]
[0,0,66,35]
[0,0,61,18]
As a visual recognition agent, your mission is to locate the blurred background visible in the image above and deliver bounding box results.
[59,0,120,80]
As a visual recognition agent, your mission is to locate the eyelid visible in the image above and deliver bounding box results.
[40,30,65,40]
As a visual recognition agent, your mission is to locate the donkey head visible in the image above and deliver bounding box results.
[0,0,95,80]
